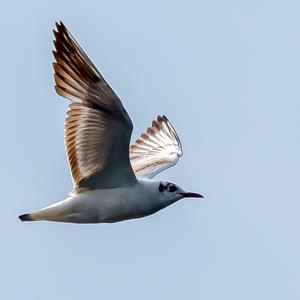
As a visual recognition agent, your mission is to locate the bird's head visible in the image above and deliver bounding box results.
[157,181,203,206]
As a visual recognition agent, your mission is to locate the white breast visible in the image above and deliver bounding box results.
[60,180,161,223]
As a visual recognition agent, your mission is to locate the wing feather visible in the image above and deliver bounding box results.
[53,21,137,191]
[130,116,183,179]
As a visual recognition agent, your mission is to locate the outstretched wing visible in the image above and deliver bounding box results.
[130,116,183,179]
[53,21,137,191]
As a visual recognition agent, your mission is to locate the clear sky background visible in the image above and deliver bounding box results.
[1,0,300,299]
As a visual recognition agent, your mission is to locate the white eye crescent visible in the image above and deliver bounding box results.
[167,184,177,193]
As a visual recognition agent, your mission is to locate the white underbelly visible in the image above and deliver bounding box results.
[63,187,155,223]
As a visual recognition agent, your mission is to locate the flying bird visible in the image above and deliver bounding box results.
[19,21,203,224]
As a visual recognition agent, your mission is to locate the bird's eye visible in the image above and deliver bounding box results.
[167,184,177,193]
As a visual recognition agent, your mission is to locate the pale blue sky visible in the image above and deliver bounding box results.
[1,0,300,299]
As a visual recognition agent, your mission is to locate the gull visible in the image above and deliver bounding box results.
[18,21,203,224]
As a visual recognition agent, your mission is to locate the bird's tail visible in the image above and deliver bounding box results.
[18,200,70,222]
[19,213,34,222]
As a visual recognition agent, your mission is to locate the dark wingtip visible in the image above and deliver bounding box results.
[19,213,32,222]
[55,21,60,31]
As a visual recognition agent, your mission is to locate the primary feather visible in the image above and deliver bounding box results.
[130,115,183,179]
[53,22,183,191]
[53,21,137,191]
